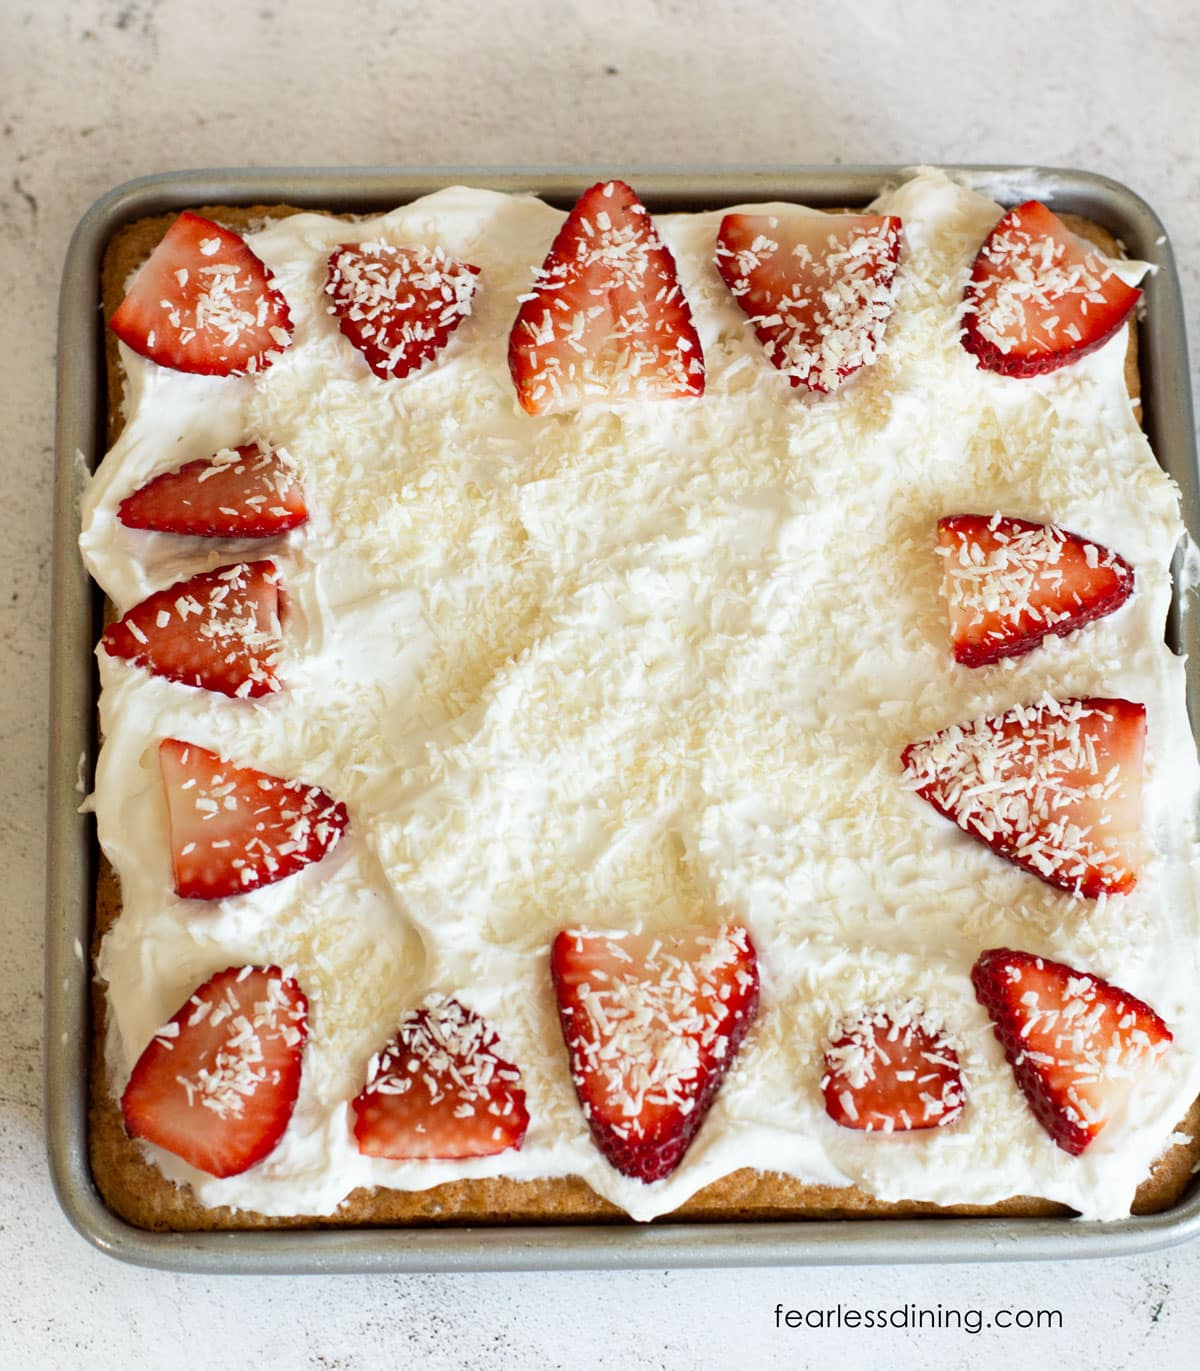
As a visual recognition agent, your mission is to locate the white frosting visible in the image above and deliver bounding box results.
[80,168,1200,1222]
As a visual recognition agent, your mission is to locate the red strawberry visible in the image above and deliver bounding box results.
[822,1006,965,1133]
[325,242,480,381]
[508,180,705,415]
[551,923,758,1183]
[939,513,1134,667]
[158,738,348,900]
[962,200,1140,377]
[352,996,529,1160]
[901,697,1145,898]
[715,212,902,393]
[971,948,1171,1154]
[117,446,307,538]
[120,964,308,1178]
[101,560,283,698]
[109,211,292,376]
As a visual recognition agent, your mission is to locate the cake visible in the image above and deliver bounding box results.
[80,167,1200,1229]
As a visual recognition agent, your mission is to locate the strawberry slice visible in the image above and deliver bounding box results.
[901,697,1145,898]
[715,212,902,393]
[158,738,348,900]
[508,179,705,415]
[551,923,758,1183]
[822,1006,965,1133]
[120,964,308,1178]
[351,996,529,1160]
[109,211,292,376]
[971,948,1172,1155]
[962,200,1140,377]
[117,446,307,538]
[325,242,480,381]
[101,560,284,698]
[939,513,1134,667]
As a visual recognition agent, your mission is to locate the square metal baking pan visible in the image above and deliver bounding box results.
[48,164,1200,1272]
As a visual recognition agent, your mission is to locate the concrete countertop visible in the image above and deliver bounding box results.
[3,1,1198,1365]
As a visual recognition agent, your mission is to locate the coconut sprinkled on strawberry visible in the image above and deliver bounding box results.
[972,948,1172,1155]
[101,560,284,698]
[715,212,902,392]
[508,180,705,415]
[352,995,529,1160]
[551,923,758,1183]
[822,1002,966,1133]
[158,739,349,900]
[117,446,307,539]
[109,212,292,376]
[902,696,1145,897]
[325,242,480,381]
[120,965,308,1178]
[962,200,1140,377]
[938,513,1134,666]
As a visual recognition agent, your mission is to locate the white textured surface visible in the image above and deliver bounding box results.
[3,0,1199,1366]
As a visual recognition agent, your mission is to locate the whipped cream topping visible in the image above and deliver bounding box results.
[80,169,1200,1222]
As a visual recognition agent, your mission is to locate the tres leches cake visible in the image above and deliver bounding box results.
[80,167,1200,1228]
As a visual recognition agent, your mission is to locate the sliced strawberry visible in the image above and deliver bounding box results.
[158,738,348,900]
[971,948,1171,1155]
[901,697,1145,898]
[325,242,480,381]
[508,180,705,415]
[822,1005,965,1133]
[715,212,902,393]
[351,996,528,1160]
[551,923,758,1183]
[120,965,308,1178]
[962,200,1140,377]
[939,513,1134,667]
[109,211,292,376]
[101,560,283,698]
[117,446,307,538]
